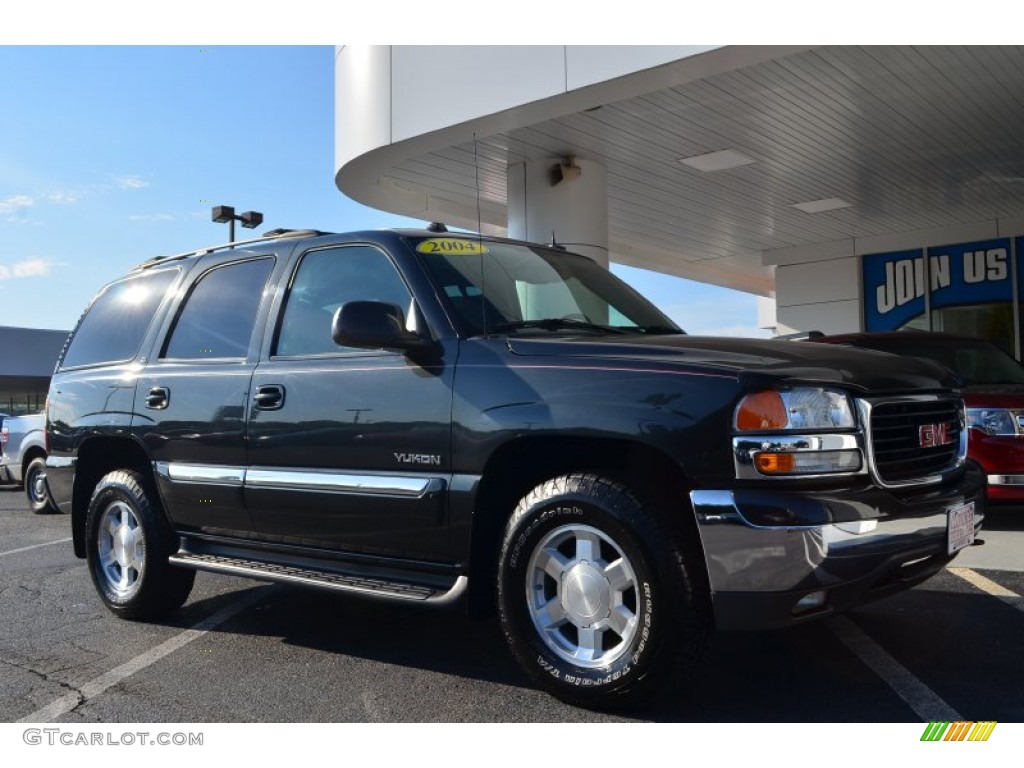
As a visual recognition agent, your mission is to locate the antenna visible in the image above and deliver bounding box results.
[472,133,488,336]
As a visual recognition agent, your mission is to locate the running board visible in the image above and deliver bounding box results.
[168,551,467,606]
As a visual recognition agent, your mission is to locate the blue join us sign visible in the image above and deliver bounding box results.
[863,237,1020,331]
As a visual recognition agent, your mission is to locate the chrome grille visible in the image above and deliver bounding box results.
[869,398,962,483]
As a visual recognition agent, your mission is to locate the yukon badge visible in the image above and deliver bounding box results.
[394,452,442,466]
[919,423,953,448]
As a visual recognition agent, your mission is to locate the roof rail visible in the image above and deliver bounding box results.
[135,228,331,270]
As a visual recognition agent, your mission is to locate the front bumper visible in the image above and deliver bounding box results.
[968,432,1024,503]
[985,474,1024,503]
[691,463,986,630]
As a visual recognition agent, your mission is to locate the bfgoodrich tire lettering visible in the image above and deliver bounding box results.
[497,473,707,709]
[85,470,195,620]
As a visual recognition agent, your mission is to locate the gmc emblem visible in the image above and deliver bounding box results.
[919,422,954,448]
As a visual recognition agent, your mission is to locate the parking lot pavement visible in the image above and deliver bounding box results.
[1,486,1021,723]
[950,507,1024,571]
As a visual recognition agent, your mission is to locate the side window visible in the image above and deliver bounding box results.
[61,268,179,369]
[275,245,412,357]
[162,258,274,360]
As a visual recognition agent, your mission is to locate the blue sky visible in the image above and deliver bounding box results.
[0,45,766,336]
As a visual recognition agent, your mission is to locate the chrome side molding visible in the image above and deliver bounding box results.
[156,461,444,498]
[156,462,245,486]
[245,467,444,498]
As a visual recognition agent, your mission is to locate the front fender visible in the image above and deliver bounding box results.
[452,342,741,484]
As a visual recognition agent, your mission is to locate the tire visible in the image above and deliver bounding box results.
[497,473,708,710]
[85,470,195,620]
[24,456,59,514]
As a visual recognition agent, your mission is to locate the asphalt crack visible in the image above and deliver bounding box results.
[0,656,85,712]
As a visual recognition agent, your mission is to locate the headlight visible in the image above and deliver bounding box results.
[966,408,1020,436]
[735,387,856,432]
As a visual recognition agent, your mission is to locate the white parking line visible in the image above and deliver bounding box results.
[949,566,1023,611]
[0,537,73,558]
[16,588,267,723]
[826,615,962,721]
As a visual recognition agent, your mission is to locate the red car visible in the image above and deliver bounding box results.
[814,331,1024,503]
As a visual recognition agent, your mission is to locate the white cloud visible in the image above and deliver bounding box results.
[0,194,35,214]
[46,191,80,204]
[128,213,175,221]
[0,174,148,219]
[0,258,59,280]
[114,175,149,190]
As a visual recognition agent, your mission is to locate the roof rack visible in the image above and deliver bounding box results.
[135,228,331,270]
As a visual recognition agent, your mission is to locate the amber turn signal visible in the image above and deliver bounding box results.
[753,449,862,476]
[755,453,796,473]
[735,390,788,431]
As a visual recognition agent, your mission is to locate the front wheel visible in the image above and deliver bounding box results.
[497,473,707,709]
[25,456,59,514]
[85,470,195,619]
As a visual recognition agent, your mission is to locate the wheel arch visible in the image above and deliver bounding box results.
[71,436,161,559]
[21,444,47,477]
[466,435,709,618]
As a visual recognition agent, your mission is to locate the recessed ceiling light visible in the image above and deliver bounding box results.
[679,149,756,172]
[792,197,853,213]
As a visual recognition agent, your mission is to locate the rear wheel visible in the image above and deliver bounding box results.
[497,473,708,709]
[85,470,194,619]
[25,456,59,514]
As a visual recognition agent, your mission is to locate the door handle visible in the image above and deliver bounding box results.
[145,386,170,410]
[254,384,285,410]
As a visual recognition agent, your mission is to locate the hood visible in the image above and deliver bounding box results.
[506,334,960,394]
[962,384,1024,408]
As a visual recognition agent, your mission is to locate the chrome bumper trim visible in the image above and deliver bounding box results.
[733,433,864,481]
[690,486,979,595]
[987,474,1024,486]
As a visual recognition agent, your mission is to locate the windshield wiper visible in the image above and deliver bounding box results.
[488,318,630,335]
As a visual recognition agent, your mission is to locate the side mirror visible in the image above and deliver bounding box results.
[332,301,434,355]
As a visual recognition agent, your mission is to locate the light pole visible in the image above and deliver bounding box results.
[211,205,264,246]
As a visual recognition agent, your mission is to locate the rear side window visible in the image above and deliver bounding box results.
[162,258,274,360]
[61,269,179,369]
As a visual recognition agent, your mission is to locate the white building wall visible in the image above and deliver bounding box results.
[565,46,722,90]
[756,295,777,332]
[335,44,731,230]
[773,259,860,335]
[764,215,1024,335]
[391,47,565,142]
[389,46,718,143]
[335,46,393,175]
[507,158,609,267]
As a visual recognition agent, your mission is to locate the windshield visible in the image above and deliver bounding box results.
[854,337,1024,386]
[410,237,681,336]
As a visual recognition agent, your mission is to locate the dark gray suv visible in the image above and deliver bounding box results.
[45,228,984,708]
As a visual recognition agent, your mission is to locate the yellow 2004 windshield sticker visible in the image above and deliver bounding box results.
[416,238,489,256]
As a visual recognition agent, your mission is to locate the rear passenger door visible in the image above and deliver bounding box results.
[245,243,454,560]
[133,252,279,538]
